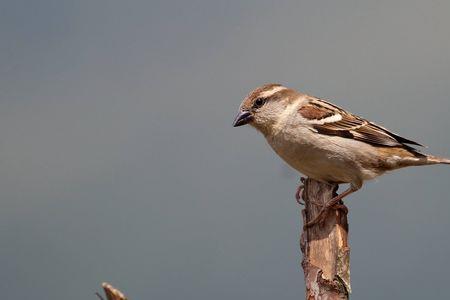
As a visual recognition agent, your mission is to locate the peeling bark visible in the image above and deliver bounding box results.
[301,179,351,300]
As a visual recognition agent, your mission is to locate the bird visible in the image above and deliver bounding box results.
[233,83,450,227]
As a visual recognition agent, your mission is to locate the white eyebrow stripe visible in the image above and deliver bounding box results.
[259,86,287,98]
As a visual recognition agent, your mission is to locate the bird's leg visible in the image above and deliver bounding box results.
[295,177,306,205]
[303,185,358,228]
[328,184,348,214]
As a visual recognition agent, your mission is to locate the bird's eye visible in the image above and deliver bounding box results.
[254,98,265,108]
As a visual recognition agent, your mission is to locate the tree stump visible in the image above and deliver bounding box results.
[300,178,351,300]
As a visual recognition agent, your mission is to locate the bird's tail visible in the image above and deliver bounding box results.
[396,153,450,168]
[424,155,450,165]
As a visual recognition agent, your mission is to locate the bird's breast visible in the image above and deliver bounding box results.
[267,128,329,176]
[265,126,376,183]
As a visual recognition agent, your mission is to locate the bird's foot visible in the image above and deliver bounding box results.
[303,199,348,229]
[295,185,304,205]
[331,201,348,215]
[303,184,355,228]
[295,177,307,205]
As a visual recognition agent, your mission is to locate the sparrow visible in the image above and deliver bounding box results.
[233,83,450,227]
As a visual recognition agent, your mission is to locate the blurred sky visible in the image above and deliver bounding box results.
[1,1,450,299]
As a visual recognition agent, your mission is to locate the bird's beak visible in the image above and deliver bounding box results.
[233,111,253,127]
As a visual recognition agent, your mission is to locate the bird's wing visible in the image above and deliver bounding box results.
[299,97,424,149]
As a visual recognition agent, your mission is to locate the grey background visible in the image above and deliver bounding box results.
[1,1,449,299]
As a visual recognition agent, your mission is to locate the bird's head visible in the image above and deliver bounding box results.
[233,83,299,134]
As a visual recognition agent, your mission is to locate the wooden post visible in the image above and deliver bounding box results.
[96,283,128,300]
[95,179,351,300]
[300,178,351,300]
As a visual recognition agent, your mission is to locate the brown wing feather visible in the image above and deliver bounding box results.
[300,98,423,149]
[298,102,335,120]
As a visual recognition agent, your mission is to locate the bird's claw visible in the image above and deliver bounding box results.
[295,185,305,205]
[295,177,307,205]
[303,200,347,228]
